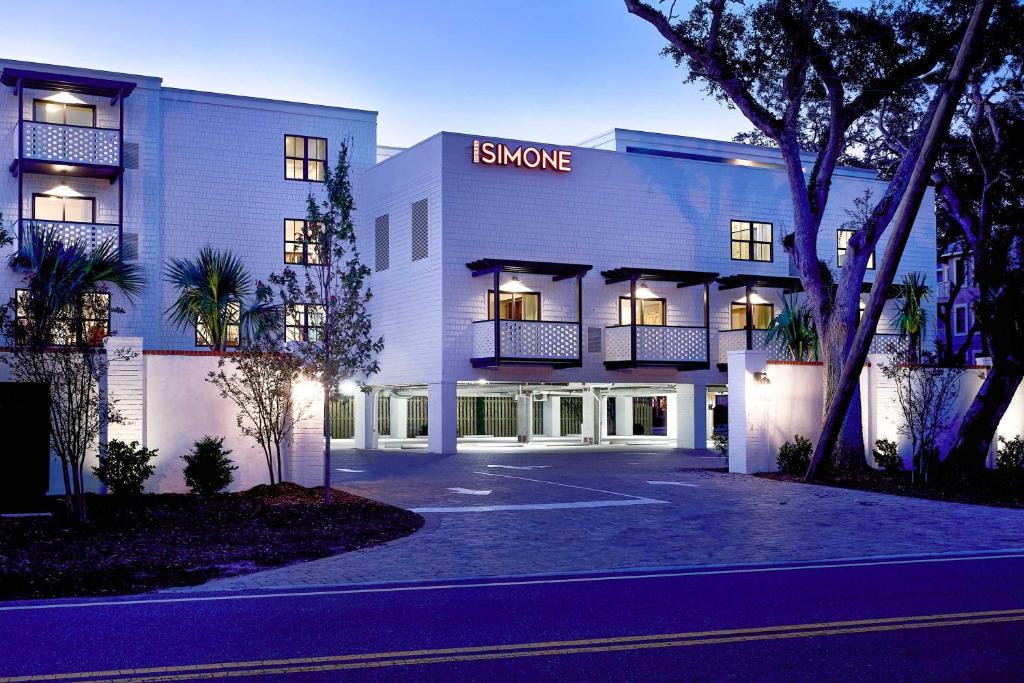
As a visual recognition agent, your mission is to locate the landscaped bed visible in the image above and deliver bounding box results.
[758,469,1024,509]
[0,483,424,600]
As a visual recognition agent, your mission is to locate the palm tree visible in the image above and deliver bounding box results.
[892,272,931,363]
[165,247,253,351]
[765,294,819,361]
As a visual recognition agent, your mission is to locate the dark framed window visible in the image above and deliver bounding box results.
[953,304,968,335]
[730,303,774,330]
[195,300,240,348]
[731,220,773,262]
[618,297,666,325]
[284,219,322,265]
[286,303,325,342]
[33,99,96,127]
[15,289,110,346]
[837,229,874,269]
[284,135,327,181]
[487,291,541,321]
[32,193,95,223]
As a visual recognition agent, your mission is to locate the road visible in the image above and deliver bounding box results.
[1,552,1022,681]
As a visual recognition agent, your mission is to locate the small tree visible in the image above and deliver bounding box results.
[92,439,158,496]
[891,272,931,363]
[182,436,237,495]
[207,282,311,485]
[165,248,251,352]
[268,142,383,503]
[880,349,965,486]
[765,294,818,361]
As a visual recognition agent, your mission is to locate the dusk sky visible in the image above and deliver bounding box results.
[5,0,749,148]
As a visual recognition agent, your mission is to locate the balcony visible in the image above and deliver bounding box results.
[472,320,581,367]
[604,325,708,370]
[16,121,121,178]
[717,329,906,366]
[19,219,120,252]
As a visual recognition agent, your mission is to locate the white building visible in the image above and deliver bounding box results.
[0,60,942,494]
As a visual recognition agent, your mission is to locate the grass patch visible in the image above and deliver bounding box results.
[0,483,423,600]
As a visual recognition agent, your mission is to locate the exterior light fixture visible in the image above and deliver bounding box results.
[293,379,321,405]
[43,91,88,105]
[476,378,488,385]
[339,379,359,396]
[499,276,532,294]
[753,371,771,385]
[635,283,658,299]
[43,182,83,198]
[733,291,770,306]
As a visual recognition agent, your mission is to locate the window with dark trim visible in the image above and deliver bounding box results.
[284,219,322,265]
[731,220,773,262]
[195,300,240,348]
[15,289,110,346]
[617,297,666,325]
[284,135,327,181]
[33,99,96,127]
[286,303,325,342]
[837,229,874,269]
[953,304,968,336]
[32,193,95,223]
[729,303,774,330]
[486,291,541,321]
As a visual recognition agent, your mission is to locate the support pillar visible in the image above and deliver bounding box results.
[675,383,707,449]
[615,395,633,437]
[353,388,378,450]
[542,395,560,437]
[389,395,408,439]
[727,350,771,473]
[516,394,533,443]
[581,388,602,444]
[427,382,457,454]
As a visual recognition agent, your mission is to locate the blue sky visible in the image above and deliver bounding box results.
[5,0,749,148]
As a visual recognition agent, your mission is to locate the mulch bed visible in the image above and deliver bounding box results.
[758,468,1024,509]
[0,483,424,600]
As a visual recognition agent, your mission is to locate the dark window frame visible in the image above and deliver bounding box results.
[730,220,774,262]
[837,229,875,269]
[729,302,775,331]
[194,300,241,348]
[286,303,326,342]
[617,296,667,326]
[31,192,97,223]
[486,290,542,321]
[32,98,97,128]
[283,218,322,266]
[284,134,327,182]
[15,288,111,346]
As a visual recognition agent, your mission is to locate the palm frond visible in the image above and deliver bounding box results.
[165,247,252,350]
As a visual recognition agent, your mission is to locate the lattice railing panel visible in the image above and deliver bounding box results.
[21,220,119,253]
[472,320,579,360]
[604,326,631,362]
[605,326,707,363]
[868,333,905,355]
[718,329,788,364]
[23,122,120,166]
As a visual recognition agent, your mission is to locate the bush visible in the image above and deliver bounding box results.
[92,439,158,496]
[182,436,237,495]
[872,438,903,473]
[777,435,813,475]
[996,435,1024,470]
[711,432,728,455]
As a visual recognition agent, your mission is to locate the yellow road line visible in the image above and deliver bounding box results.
[5,609,1023,683]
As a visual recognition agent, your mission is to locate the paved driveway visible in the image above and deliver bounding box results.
[190,445,1024,591]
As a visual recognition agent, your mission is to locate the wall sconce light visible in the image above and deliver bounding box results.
[635,283,658,299]
[499,276,532,293]
[43,181,83,198]
[339,379,360,396]
[753,371,771,385]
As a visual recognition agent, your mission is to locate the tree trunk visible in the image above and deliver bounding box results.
[59,457,72,517]
[322,383,332,504]
[276,442,283,485]
[943,360,1023,476]
[819,312,867,470]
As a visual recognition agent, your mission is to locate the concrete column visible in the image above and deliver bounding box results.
[516,394,533,443]
[581,388,602,444]
[675,383,707,449]
[727,350,771,473]
[104,336,145,446]
[542,396,561,437]
[389,396,409,439]
[427,382,457,454]
[353,388,378,450]
[615,395,633,437]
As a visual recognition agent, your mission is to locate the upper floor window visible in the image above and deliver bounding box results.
[837,229,874,269]
[34,99,95,127]
[284,219,322,265]
[16,289,110,346]
[286,303,325,342]
[33,193,95,223]
[730,301,774,330]
[953,304,969,335]
[285,135,327,181]
[731,220,773,262]
[195,300,240,348]
[618,297,666,325]
[487,291,540,321]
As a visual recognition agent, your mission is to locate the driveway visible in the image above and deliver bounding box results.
[189,445,1024,591]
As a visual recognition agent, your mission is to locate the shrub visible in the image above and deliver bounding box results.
[182,436,237,495]
[872,438,903,474]
[711,432,728,455]
[92,439,158,496]
[996,436,1024,470]
[777,435,812,475]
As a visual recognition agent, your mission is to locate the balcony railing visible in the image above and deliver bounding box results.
[604,325,708,369]
[472,319,580,367]
[21,121,120,167]
[718,329,907,365]
[19,219,120,253]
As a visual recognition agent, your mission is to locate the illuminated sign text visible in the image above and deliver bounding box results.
[472,140,572,172]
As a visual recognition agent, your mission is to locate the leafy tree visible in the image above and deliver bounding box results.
[181,436,237,495]
[267,143,383,502]
[207,281,312,485]
[165,247,252,351]
[891,272,931,363]
[92,439,158,496]
[0,231,143,521]
[624,0,997,476]
[765,294,818,361]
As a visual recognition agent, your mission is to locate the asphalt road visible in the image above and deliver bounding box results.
[1,552,1022,682]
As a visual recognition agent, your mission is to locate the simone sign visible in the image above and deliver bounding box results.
[472,139,572,173]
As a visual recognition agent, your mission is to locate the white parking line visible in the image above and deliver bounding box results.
[447,488,492,496]
[475,471,659,501]
[647,481,700,487]
[412,499,667,513]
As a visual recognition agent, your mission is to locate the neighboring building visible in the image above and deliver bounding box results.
[936,247,984,364]
[0,60,939,493]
